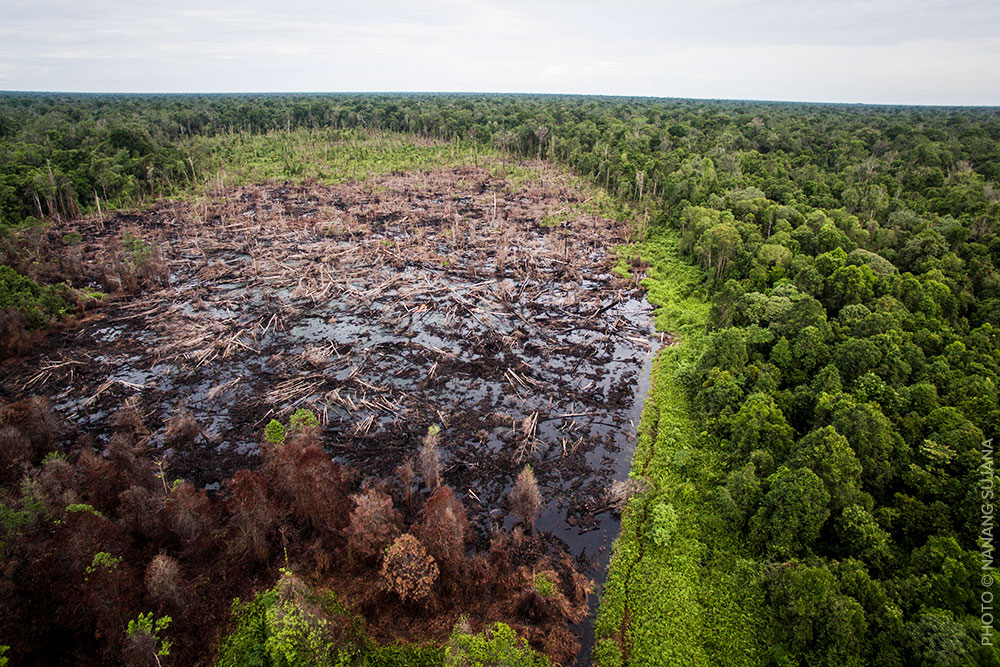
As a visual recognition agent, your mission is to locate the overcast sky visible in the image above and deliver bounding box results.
[1,0,997,105]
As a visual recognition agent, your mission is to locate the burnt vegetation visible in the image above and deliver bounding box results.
[0,162,655,665]
[0,398,590,665]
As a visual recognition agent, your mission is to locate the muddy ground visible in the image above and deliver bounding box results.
[1,165,661,653]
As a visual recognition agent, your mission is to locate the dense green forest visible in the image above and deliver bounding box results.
[1,92,999,665]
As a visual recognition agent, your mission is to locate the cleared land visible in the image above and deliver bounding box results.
[1,163,661,662]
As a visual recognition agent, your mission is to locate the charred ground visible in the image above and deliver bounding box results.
[0,164,659,665]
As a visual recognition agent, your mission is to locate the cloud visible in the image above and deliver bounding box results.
[0,0,996,103]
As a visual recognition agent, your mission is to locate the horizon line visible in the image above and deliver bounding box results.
[1,89,998,110]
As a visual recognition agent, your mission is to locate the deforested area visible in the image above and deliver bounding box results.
[1,93,999,666]
[2,166,656,514]
[0,145,659,664]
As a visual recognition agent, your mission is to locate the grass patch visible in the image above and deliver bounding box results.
[188,129,487,190]
[594,231,768,665]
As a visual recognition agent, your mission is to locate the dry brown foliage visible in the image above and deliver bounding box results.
[509,465,542,535]
[163,410,202,450]
[165,481,215,547]
[145,554,186,609]
[0,397,61,487]
[262,435,351,538]
[486,531,514,590]
[226,470,279,565]
[0,425,31,488]
[345,486,400,566]
[395,456,417,507]
[419,426,441,492]
[380,533,439,605]
[0,396,59,454]
[122,632,160,667]
[523,559,591,618]
[0,309,30,358]
[117,484,165,541]
[109,405,150,444]
[76,445,118,511]
[607,476,650,511]
[35,455,80,511]
[416,485,469,591]
[101,233,168,295]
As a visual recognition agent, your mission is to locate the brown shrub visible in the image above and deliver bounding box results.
[110,405,150,444]
[380,533,438,605]
[0,309,29,359]
[0,425,32,488]
[35,455,81,513]
[514,557,592,629]
[561,554,594,613]
[514,570,576,631]
[415,486,469,592]
[486,531,515,591]
[122,631,160,667]
[418,426,441,492]
[521,623,580,667]
[104,439,158,499]
[345,486,400,566]
[262,435,350,538]
[301,536,336,574]
[105,405,158,493]
[395,456,417,508]
[607,476,650,511]
[509,465,542,535]
[55,510,138,659]
[81,555,140,663]
[117,485,165,541]
[145,554,186,609]
[77,445,119,511]
[163,411,202,451]
[467,552,495,596]
[165,481,214,548]
[226,471,280,565]
[0,396,60,462]
[59,244,89,285]
[57,501,127,569]
[102,233,168,295]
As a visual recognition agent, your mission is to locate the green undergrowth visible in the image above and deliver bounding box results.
[215,572,445,667]
[595,234,767,665]
[612,238,709,339]
[0,265,71,328]
[189,126,637,228]
[215,570,548,667]
[188,129,488,191]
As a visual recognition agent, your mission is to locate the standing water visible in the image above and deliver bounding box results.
[1,171,662,663]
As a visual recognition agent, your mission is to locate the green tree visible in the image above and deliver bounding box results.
[787,426,864,512]
[444,621,548,667]
[826,264,876,311]
[903,610,971,667]
[822,394,899,490]
[727,392,795,461]
[766,561,867,667]
[835,505,891,569]
[696,223,744,281]
[750,467,830,559]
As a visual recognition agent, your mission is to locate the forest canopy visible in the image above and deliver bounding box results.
[0,92,998,665]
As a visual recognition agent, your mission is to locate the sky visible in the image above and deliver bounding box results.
[0,0,998,105]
